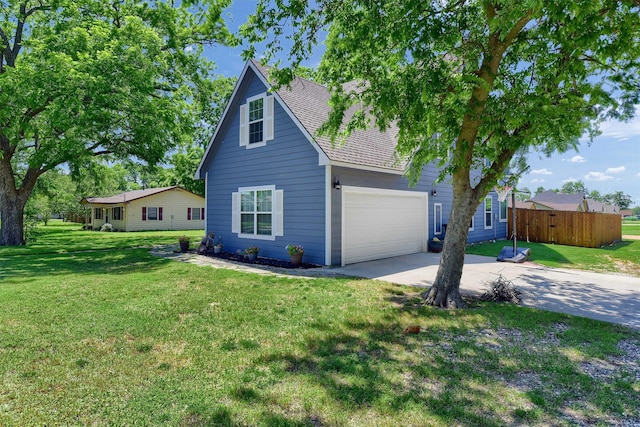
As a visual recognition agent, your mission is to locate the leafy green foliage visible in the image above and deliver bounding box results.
[0,0,234,245]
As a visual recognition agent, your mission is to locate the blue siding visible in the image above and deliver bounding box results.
[201,65,508,266]
[204,70,327,264]
[330,165,508,263]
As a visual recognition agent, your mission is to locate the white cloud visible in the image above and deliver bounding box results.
[596,109,640,141]
[569,155,586,163]
[605,166,625,174]
[531,168,553,175]
[584,171,614,182]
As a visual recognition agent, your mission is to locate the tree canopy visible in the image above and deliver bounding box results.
[0,0,233,245]
[243,0,640,307]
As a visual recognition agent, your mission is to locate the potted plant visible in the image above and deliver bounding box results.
[214,236,223,254]
[286,244,304,266]
[244,246,259,261]
[178,235,191,253]
[428,236,443,253]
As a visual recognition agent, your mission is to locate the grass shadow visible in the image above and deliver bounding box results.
[0,248,170,281]
[244,287,639,426]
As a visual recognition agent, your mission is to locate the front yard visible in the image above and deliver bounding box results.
[0,223,639,425]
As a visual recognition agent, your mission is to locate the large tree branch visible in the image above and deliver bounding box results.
[455,6,535,181]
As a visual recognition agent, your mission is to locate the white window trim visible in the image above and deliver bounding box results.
[499,199,508,222]
[484,196,493,229]
[147,207,159,221]
[239,93,274,149]
[434,203,443,235]
[190,207,202,221]
[232,185,283,241]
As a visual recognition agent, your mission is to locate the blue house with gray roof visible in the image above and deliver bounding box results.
[196,60,508,266]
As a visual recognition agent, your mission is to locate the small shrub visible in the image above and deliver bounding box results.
[100,223,113,232]
[480,274,522,304]
[178,235,191,243]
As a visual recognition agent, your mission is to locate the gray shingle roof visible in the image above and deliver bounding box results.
[251,60,405,172]
[585,199,619,213]
[82,186,181,204]
[530,190,587,211]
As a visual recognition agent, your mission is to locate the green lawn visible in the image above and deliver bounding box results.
[623,222,640,236]
[466,238,640,276]
[6,220,205,256]
[0,225,639,425]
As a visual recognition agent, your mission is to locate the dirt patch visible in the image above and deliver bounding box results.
[606,255,640,276]
[623,235,640,241]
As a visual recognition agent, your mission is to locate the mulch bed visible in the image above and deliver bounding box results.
[201,250,322,270]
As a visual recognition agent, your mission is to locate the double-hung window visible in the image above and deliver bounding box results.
[499,199,508,222]
[94,208,103,220]
[241,189,272,236]
[239,93,274,148]
[142,207,163,221]
[434,203,443,235]
[112,207,122,220]
[248,97,264,144]
[232,186,283,240]
[188,207,204,221]
[484,197,493,229]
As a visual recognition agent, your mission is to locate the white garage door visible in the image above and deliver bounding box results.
[342,186,428,265]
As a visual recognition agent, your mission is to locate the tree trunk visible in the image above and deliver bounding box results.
[0,153,33,246]
[422,182,479,308]
[0,187,27,246]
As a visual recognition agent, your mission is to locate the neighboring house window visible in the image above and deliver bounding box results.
[239,93,274,148]
[499,199,508,222]
[112,207,122,221]
[188,207,204,221]
[94,208,103,220]
[142,207,163,221]
[469,216,475,231]
[484,197,493,229]
[434,203,443,235]
[232,185,284,240]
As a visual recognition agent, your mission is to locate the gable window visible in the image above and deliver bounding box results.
[188,207,204,221]
[142,207,163,221]
[434,203,443,235]
[112,207,122,220]
[239,93,274,148]
[484,197,493,229]
[94,208,103,220]
[499,199,508,222]
[232,185,284,240]
[249,97,264,144]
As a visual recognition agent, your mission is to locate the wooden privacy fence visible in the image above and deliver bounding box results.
[508,208,622,248]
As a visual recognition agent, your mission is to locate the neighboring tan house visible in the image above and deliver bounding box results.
[529,190,618,214]
[195,60,508,266]
[81,186,205,232]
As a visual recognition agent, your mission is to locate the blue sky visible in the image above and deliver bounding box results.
[204,1,640,207]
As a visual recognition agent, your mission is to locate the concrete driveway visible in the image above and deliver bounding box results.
[334,252,640,330]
